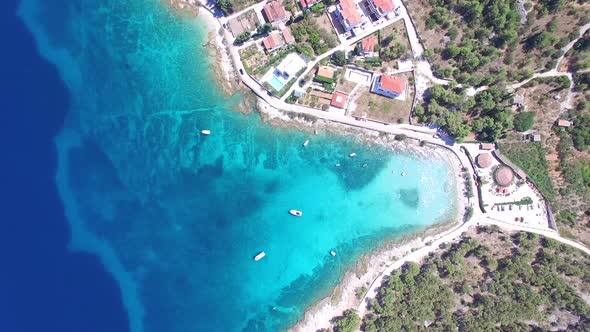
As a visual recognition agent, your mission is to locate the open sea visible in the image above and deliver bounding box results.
[2,0,457,331]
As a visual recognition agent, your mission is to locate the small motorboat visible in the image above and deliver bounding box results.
[349,153,356,157]
[314,129,318,135]
[254,251,266,261]
[289,210,303,217]
[335,163,341,167]
[201,129,211,135]
[330,251,336,257]
[303,139,309,147]
[401,171,406,176]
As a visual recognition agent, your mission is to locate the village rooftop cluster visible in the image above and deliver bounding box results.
[225,0,412,123]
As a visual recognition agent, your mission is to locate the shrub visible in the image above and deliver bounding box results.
[514,112,535,132]
[332,309,360,332]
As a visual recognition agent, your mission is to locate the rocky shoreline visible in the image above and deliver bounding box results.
[163,1,470,330]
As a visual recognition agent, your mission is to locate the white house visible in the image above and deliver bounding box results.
[335,0,363,32]
[367,0,396,18]
[371,74,406,100]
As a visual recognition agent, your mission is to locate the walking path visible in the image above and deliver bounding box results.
[190,1,590,329]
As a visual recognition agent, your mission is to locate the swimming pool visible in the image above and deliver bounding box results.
[268,74,285,91]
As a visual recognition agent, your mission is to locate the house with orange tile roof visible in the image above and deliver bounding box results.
[262,32,285,51]
[367,0,396,18]
[557,119,572,127]
[281,28,295,45]
[360,35,378,56]
[299,0,321,8]
[316,66,336,81]
[335,0,363,32]
[331,91,348,109]
[263,1,288,23]
[371,74,406,100]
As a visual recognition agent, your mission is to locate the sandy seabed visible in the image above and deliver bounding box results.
[166,1,471,329]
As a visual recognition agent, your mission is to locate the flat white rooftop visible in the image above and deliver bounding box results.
[344,68,373,86]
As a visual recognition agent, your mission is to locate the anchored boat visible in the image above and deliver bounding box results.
[330,251,336,257]
[303,139,309,147]
[201,129,211,135]
[289,210,303,217]
[254,251,266,261]
[349,153,356,157]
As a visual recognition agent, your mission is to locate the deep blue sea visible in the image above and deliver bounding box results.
[2,1,457,331]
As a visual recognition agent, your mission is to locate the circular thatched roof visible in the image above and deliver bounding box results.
[476,153,492,168]
[494,166,515,187]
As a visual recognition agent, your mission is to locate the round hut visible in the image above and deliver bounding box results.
[493,166,515,187]
[476,153,492,168]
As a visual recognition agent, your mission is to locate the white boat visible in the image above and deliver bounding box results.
[330,251,336,257]
[289,209,303,217]
[201,129,211,135]
[335,163,341,167]
[349,153,356,157]
[303,139,309,147]
[254,251,266,261]
[401,171,406,176]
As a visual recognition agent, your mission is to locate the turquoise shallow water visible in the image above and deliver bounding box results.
[20,0,457,331]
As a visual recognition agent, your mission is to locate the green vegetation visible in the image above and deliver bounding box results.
[421,0,588,85]
[568,31,590,71]
[291,16,338,56]
[380,42,406,61]
[216,0,234,15]
[495,196,533,206]
[415,85,514,141]
[359,231,590,331]
[499,142,555,200]
[557,210,577,226]
[564,102,590,151]
[513,111,535,132]
[332,309,360,332]
[554,129,590,206]
[355,286,367,300]
[464,206,474,221]
[255,23,273,35]
[331,50,347,66]
[234,31,251,44]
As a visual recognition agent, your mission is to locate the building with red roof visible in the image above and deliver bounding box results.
[281,28,295,45]
[335,0,363,32]
[299,0,321,8]
[367,0,396,18]
[262,32,285,51]
[371,74,406,99]
[263,1,288,23]
[330,91,348,109]
[360,35,378,55]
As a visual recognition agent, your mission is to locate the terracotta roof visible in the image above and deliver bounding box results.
[476,153,492,168]
[263,1,287,22]
[361,35,378,52]
[378,74,405,94]
[494,166,515,187]
[557,119,571,127]
[281,28,294,44]
[300,0,321,8]
[330,91,348,108]
[262,33,284,50]
[371,0,395,13]
[316,65,335,79]
[339,0,362,26]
